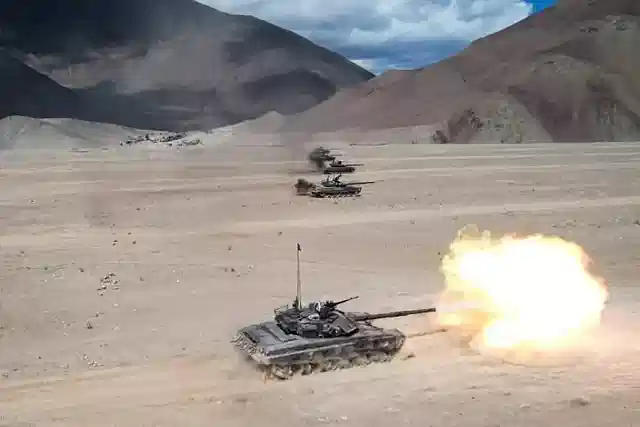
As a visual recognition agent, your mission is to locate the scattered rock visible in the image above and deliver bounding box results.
[569,396,591,407]
[98,273,119,294]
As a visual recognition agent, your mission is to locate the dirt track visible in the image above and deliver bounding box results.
[1,141,639,426]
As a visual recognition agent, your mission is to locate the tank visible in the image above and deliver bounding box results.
[294,174,375,198]
[322,159,364,174]
[232,244,437,380]
[308,146,342,169]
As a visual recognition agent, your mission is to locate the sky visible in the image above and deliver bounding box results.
[197,0,557,74]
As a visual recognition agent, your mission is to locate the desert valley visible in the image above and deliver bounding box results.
[1,0,639,426]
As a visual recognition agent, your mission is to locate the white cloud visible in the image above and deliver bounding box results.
[197,0,533,72]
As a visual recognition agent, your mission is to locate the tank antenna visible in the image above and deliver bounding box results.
[295,243,302,310]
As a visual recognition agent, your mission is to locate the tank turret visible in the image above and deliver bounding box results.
[322,159,365,174]
[320,173,376,188]
[232,244,437,380]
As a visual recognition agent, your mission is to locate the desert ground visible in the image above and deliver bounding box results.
[0,138,639,426]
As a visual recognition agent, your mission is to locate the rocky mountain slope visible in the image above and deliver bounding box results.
[0,49,83,119]
[0,0,373,131]
[282,0,640,143]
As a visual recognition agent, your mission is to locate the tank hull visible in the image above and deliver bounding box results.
[310,186,362,198]
[233,320,406,379]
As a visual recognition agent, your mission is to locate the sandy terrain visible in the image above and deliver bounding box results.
[0,140,639,426]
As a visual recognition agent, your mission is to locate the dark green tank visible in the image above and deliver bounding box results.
[232,245,436,380]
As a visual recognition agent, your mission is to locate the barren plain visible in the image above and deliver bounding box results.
[1,139,639,426]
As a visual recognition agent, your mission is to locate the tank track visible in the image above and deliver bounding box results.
[310,191,361,198]
[233,334,404,380]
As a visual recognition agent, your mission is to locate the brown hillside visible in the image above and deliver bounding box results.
[282,0,640,142]
[0,0,373,131]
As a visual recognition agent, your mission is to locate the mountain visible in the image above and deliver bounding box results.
[0,49,84,119]
[0,0,373,131]
[281,0,640,143]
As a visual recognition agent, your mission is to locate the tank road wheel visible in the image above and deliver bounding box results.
[368,351,392,363]
[323,360,338,371]
[336,359,351,370]
[268,364,293,380]
[300,363,314,375]
[308,352,326,374]
[352,355,371,366]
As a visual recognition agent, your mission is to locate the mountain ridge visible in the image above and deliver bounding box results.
[0,0,373,131]
[280,0,640,143]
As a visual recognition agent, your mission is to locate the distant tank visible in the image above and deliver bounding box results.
[232,244,437,380]
[294,174,375,198]
[322,159,364,174]
[308,146,342,170]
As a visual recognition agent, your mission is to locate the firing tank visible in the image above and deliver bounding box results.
[322,159,364,174]
[232,244,437,380]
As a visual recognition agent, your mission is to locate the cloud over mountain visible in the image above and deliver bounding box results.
[198,0,535,72]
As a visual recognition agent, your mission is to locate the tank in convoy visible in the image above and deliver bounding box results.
[294,174,376,198]
[232,244,437,380]
[322,159,364,174]
[308,146,342,170]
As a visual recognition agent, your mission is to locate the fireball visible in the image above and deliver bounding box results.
[436,225,609,353]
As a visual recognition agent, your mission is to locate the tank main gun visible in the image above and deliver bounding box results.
[352,307,436,321]
[344,180,376,186]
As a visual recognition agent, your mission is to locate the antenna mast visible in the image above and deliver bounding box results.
[295,243,302,310]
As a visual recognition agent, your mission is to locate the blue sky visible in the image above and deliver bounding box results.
[527,0,556,13]
[199,0,558,74]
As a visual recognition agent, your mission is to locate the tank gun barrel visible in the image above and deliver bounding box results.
[352,307,436,321]
[346,181,376,185]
